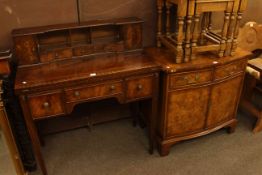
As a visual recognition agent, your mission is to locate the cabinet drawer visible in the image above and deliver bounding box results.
[65,81,123,103]
[126,75,154,100]
[28,92,65,119]
[215,60,246,80]
[169,70,212,89]
[40,48,72,62]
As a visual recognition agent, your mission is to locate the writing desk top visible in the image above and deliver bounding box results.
[15,53,159,93]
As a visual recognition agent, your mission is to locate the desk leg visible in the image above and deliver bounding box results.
[19,96,47,175]
[149,73,159,154]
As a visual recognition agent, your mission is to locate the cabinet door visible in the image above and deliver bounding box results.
[207,76,243,127]
[166,86,210,137]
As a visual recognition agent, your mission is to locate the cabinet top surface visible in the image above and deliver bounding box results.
[14,53,159,92]
[12,17,143,36]
[145,47,251,73]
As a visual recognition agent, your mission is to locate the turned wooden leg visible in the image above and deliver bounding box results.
[157,0,163,47]
[227,121,237,134]
[224,12,236,56]
[253,117,262,133]
[185,15,192,62]
[219,11,230,57]
[231,12,243,56]
[175,16,185,63]
[200,12,208,45]
[208,12,212,31]
[192,13,200,60]
[165,1,171,38]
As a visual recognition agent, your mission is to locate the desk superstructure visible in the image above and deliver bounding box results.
[13,18,160,175]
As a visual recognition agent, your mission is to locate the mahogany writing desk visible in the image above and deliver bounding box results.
[13,18,160,175]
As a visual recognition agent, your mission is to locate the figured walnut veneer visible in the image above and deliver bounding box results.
[146,47,251,156]
[14,18,160,175]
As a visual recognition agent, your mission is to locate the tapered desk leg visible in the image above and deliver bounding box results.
[19,96,47,175]
[149,73,159,154]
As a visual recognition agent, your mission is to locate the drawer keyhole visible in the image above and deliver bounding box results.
[74,91,80,97]
[43,102,50,108]
[55,53,59,58]
[137,84,143,91]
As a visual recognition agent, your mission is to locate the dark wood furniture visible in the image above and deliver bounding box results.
[0,51,27,175]
[13,18,160,175]
[157,0,249,63]
[240,58,261,133]
[238,22,262,133]
[146,47,251,156]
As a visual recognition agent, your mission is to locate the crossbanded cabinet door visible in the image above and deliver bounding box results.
[206,76,243,128]
[166,86,210,137]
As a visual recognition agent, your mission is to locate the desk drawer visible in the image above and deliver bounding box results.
[40,48,72,62]
[215,60,246,80]
[169,70,212,89]
[126,75,154,100]
[65,81,123,103]
[28,92,65,119]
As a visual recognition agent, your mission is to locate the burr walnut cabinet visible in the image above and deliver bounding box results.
[13,18,160,175]
[146,47,251,156]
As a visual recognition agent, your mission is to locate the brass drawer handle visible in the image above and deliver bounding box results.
[43,102,50,108]
[110,85,116,91]
[195,74,200,81]
[137,84,143,90]
[55,52,59,58]
[74,91,80,97]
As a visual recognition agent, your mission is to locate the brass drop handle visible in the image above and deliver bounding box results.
[184,76,188,81]
[55,52,59,58]
[195,74,200,81]
[74,91,80,97]
[43,102,50,108]
[137,84,143,90]
[110,85,116,91]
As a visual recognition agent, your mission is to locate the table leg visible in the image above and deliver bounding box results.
[149,73,159,154]
[19,96,47,175]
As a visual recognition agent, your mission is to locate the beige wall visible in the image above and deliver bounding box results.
[0,0,261,49]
